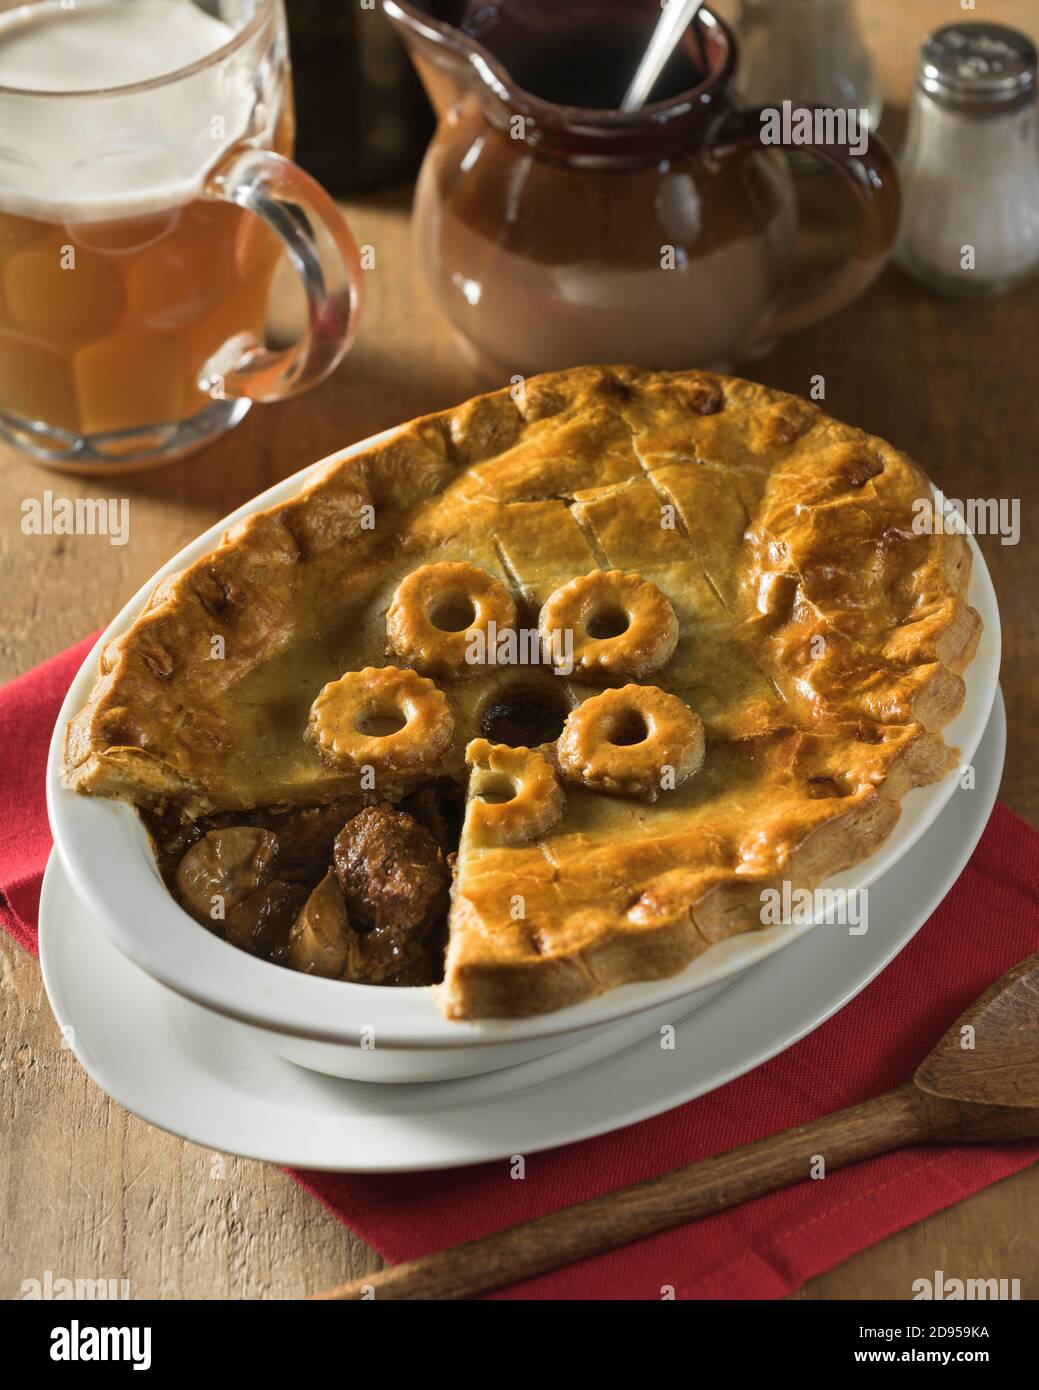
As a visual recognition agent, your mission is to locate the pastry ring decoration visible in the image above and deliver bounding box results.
[556,685,705,801]
[465,738,566,845]
[539,570,679,682]
[387,561,517,678]
[308,666,454,773]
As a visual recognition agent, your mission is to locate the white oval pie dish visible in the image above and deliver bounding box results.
[46,431,1002,1083]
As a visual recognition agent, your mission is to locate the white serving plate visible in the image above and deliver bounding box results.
[39,691,1006,1170]
[46,428,1001,1081]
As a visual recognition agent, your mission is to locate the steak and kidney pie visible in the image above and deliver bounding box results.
[62,367,981,1019]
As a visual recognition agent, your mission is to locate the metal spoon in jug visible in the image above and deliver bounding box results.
[621,0,706,112]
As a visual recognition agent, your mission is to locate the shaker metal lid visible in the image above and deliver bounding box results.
[920,22,1036,112]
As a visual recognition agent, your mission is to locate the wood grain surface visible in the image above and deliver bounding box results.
[2,0,1037,1300]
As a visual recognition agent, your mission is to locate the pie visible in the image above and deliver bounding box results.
[62,366,981,1019]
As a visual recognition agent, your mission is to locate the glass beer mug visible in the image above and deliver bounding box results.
[0,0,364,473]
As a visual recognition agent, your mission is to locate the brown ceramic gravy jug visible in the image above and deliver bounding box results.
[383,0,900,374]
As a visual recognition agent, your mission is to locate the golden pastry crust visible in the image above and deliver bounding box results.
[556,685,705,801]
[465,738,566,846]
[386,561,517,678]
[61,365,983,1020]
[539,570,678,681]
[307,667,453,774]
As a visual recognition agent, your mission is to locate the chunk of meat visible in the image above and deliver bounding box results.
[289,871,356,978]
[334,804,448,936]
[263,797,363,876]
[356,926,443,986]
[227,879,309,965]
[175,827,278,928]
[401,782,464,856]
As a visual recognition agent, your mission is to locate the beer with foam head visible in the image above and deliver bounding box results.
[0,0,358,471]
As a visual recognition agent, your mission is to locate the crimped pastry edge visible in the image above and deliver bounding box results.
[58,365,983,1020]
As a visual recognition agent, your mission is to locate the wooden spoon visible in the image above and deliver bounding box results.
[312,953,1039,1301]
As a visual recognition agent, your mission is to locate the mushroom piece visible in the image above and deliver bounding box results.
[175,827,278,929]
[289,871,357,978]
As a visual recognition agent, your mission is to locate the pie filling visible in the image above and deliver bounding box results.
[145,781,465,988]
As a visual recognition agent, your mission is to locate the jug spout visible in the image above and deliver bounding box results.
[382,1,479,121]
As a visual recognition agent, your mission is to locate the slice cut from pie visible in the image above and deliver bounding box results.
[62,366,981,1019]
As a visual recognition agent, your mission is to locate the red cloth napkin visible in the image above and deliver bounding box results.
[4,639,1039,1300]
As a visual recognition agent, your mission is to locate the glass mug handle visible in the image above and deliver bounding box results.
[201,147,364,401]
[708,105,901,343]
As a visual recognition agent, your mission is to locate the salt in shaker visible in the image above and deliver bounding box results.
[897,23,1039,298]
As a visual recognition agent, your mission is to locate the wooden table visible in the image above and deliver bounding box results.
[2,0,1036,1300]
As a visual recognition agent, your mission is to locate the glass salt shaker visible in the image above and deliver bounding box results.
[897,23,1039,299]
[733,0,882,133]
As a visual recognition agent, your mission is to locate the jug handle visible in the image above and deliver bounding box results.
[706,104,901,344]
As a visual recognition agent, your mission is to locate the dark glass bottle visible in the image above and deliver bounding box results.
[285,0,434,194]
